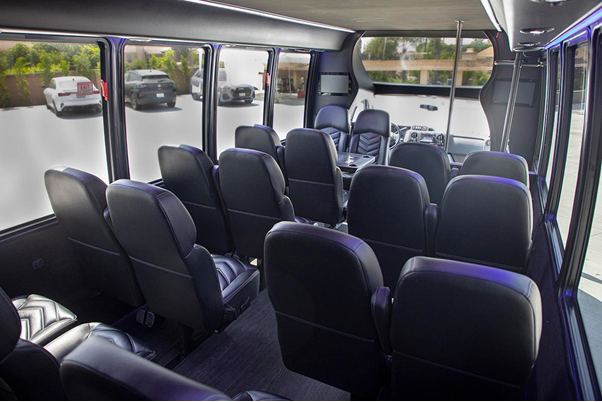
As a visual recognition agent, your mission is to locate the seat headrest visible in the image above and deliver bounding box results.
[436,175,532,271]
[285,128,338,175]
[392,256,542,396]
[353,109,390,138]
[158,145,215,203]
[106,180,197,270]
[219,148,286,200]
[0,287,20,363]
[389,143,451,204]
[315,105,349,133]
[460,151,529,187]
[235,125,281,160]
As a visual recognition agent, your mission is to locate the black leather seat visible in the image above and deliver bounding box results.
[459,151,530,187]
[60,336,288,401]
[235,125,286,178]
[44,167,144,307]
[436,175,533,272]
[264,222,386,398]
[217,148,295,260]
[285,128,345,226]
[0,287,153,400]
[12,294,78,346]
[377,256,542,400]
[158,145,233,254]
[389,143,451,205]
[106,180,260,332]
[347,165,436,289]
[314,104,349,152]
[348,109,390,165]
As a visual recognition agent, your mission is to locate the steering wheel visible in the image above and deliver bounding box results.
[390,123,402,148]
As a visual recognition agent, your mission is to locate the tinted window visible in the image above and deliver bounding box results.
[216,48,268,156]
[124,44,205,182]
[0,40,106,232]
[546,54,562,190]
[273,52,310,138]
[557,43,588,243]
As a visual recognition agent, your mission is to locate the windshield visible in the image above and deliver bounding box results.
[143,74,170,80]
[58,80,90,89]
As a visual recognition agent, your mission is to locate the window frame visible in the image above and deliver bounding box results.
[0,32,112,238]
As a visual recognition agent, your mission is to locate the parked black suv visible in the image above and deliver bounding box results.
[125,69,177,109]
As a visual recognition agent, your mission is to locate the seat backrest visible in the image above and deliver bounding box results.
[348,165,433,289]
[436,175,532,272]
[348,109,390,165]
[235,125,286,176]
[389,256,542,400]
[218,148,295,260]
[314,104,350,152]
[459,151,529,187]
[0,287,64,400]
[44,168,144,307]
[106,180,224,331]
[60,336,230,401]
[264,222,385,397]
[158,144,232,254]
[389,143,451,205]
[285,128,344,225]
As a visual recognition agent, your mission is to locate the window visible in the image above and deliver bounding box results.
[546,53,562,188]
[216,48,268,156]
[0,39,107,232]
[124,44,205,183]
[359,36,493,147]
[557,43,588,243]
[273,52,310,138]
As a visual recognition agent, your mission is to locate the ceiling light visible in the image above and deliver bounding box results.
[479,0,502,31]
[181,0,355,33]
[520,27,554,35]
[529,0,573,6]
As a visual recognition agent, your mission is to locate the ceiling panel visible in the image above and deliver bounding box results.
[211,0,496,31]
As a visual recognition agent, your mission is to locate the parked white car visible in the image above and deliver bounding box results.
[44,76,102,116]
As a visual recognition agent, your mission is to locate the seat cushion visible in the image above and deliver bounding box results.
[12,294,77,346]
[234,390,290,401]
[213,255,260,313]
[44,322,155,362]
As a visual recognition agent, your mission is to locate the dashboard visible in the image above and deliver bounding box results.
[401,125,447,149]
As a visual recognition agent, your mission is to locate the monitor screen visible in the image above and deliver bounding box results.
[320,74,350,95]
[492,80,537,106]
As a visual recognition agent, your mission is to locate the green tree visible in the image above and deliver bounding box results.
[362,37,401,60]
[38,50,54,86]
[0,51,10,108]
[131,58,148,69]
[179,55,191,86]
[73,48,93,79]
[162,50,177,81]
[13,57,31,106]
[59,59,70,76]
[10,43,30,67]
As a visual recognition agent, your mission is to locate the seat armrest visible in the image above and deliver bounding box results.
[425,203,438,257]
[371,286,392,355]
[450,167,460,179]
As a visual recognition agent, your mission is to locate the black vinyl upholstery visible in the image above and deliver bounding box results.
[459,151,530,187]
[235,125,286,178]
[387,257,542,400]
[436,175,533,272]
[348,109,390,165]
[285,128,344,225]
[60,336,288,401]
[106,180,259,331]
[217,148,295,260]
[348,165,434,289]
[12,294,77,346]
[314,104,350,152]
[158,145,233,254]
[0,287,153,401]
[44,167,144,307]
[264,222,386,397]
[389,143,451,205]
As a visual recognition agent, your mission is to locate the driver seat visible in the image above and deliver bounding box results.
[348,109,390,165]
